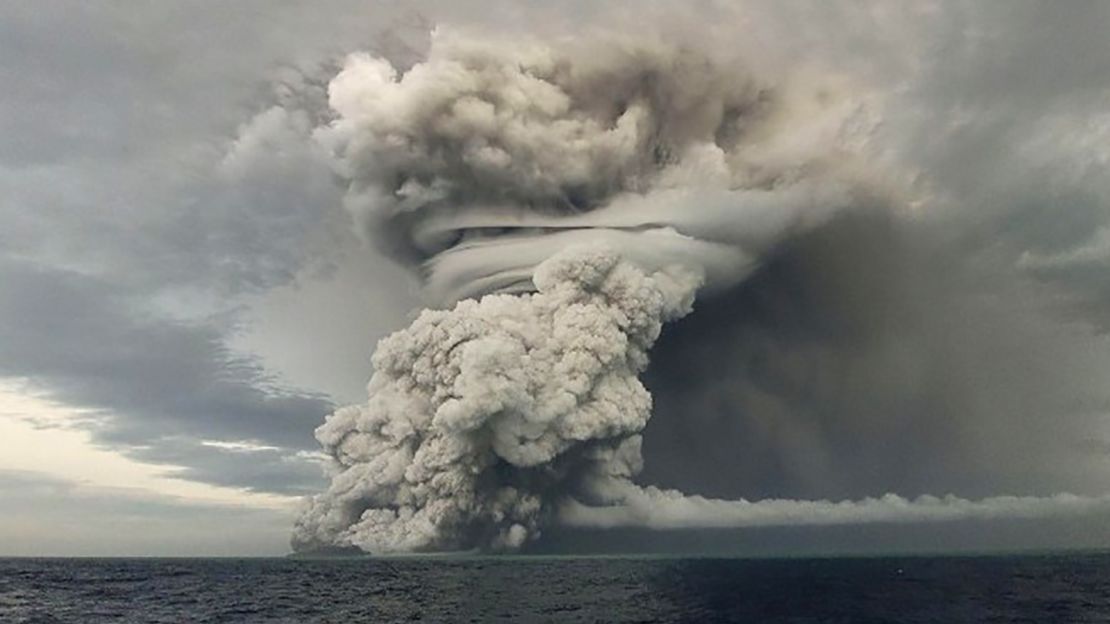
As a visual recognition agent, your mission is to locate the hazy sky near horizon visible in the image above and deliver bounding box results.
[2,1,1110,556]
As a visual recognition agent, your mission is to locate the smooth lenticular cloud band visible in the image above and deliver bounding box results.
[412,184,864,303]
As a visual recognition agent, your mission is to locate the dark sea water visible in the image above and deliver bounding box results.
[2,553,1109,623]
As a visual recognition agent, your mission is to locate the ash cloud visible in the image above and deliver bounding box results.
[294,30,886,552]
[294,25,1110,554]
[318,29,885,304]
[294,247,699,552]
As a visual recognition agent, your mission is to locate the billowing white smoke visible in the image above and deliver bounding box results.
[293,28,1107,553]
[315,29,881,305]
[293,246,700,552]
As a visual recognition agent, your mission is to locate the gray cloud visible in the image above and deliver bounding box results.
[0,2,425,496]
[642,213,1110,503]
[0,470,293,556]
[0,258,332,493]
[606,3,1110,512]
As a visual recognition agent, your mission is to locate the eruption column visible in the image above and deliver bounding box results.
[293,246,701,552]
[292,29,1110,553]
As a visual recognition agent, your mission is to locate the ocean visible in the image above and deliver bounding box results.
[2,552,1109,623]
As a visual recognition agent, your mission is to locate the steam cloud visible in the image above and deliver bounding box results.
[561,485,1110,531]
[317,30,880,304]
[293,246,699,552]
[292,29,1108,553]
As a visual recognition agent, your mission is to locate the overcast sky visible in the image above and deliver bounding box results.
[2,1,1109,556]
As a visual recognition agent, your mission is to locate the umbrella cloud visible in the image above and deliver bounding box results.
[318,29,883,304]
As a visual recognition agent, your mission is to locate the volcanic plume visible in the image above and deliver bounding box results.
[291,29,1110,553]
